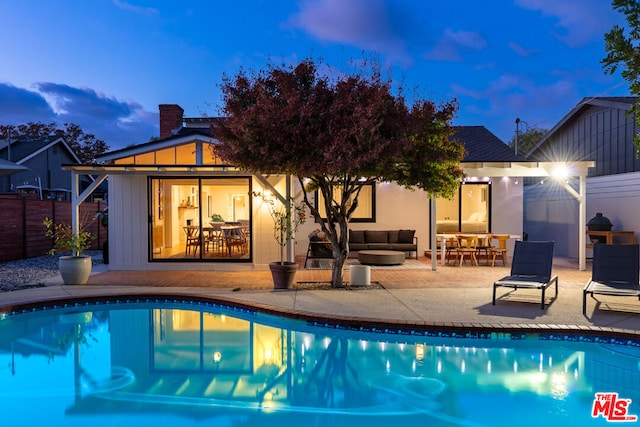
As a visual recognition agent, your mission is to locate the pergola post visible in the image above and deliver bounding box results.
[430,196,437,271]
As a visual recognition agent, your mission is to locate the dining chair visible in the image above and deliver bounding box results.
[475,235,491,265]
[204,228,225,256]
[224,226,248,256]
[183,226,200,256]
[489,234,510,267]
[444,236,458,265]
[455,234,479,267]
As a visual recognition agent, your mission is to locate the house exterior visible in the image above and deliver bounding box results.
[524,96,639,259]
[0,135,91,200]
[71,104,563,272]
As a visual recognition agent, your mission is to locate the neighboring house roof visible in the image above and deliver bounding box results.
[524,96,637,158]
[0,157,28,176]
[0,135,81,164]
[453,126,525,162]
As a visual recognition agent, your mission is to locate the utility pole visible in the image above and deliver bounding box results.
[515,118,520,155]
[515,118,528,156]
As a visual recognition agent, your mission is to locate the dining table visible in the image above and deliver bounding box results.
[436,233,520,266]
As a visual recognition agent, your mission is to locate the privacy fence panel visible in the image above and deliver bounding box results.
[0,194,106,262]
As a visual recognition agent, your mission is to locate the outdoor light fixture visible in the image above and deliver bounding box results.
[552,164,569,180]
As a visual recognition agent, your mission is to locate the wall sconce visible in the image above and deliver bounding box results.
[253,190,275,204]
[213,351,222,363]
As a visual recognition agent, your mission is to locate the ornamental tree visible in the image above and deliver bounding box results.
[602,0,640,155]
[212,58,464,288]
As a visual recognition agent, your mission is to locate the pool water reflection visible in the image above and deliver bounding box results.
[0,300,639,426]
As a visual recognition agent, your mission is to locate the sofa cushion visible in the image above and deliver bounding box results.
[367,243,391,250]
[348,243,368,251]
[398,229,415,244]
[365,230,389,243]
[388,230,399,244]
[349,229,365,244]
[391,243,417,251]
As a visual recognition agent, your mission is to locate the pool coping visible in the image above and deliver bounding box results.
[3,291,640,345]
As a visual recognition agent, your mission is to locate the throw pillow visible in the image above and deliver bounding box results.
[398,229,415,243]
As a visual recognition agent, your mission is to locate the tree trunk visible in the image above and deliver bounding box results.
[331,249,346,288]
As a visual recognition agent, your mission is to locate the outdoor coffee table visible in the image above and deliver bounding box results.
[357,250,405,266]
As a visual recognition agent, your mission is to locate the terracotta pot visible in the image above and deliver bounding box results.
[269,261,298,289]
[59,256,92,285]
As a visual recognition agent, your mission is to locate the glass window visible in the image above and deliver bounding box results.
[315,183,376,222]
[176,143,196,164]
[435,182,490,233]
[135,152,155,164]
[149,177,251,262]
[155,147,176,164]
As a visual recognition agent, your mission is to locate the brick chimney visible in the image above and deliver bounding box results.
[159,104,184,139]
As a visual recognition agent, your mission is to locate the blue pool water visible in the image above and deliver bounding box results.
[0,298,639,426]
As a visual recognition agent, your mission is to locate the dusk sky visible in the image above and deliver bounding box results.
[0,0,629,151]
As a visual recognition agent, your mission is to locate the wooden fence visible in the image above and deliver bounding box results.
[0,194,107,262]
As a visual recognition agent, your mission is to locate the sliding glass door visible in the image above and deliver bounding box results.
[149,177,251,261]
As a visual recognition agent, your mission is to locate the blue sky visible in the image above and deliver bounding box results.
[0,0,629,151]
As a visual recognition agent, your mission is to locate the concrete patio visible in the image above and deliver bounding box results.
[1,257,639,338]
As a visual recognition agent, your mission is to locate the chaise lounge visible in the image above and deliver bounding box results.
[583,243,640,315]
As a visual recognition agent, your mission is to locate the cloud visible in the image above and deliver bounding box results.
[423,29,487,61]
[112,0,159,15]
[35,83,133,119]
[0,83,56,124]
[515,0,616,48]
[287,0,415,66]
[0,82,157,149]
[508,41,538,57]
[452,74,578,129]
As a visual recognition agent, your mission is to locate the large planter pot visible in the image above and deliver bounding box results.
[59,256,92,285]
[269,261,298,290]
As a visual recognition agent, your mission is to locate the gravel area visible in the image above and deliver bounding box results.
[0,251,103,292]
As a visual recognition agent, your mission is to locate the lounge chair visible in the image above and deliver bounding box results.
[492,240,558,309]
[583,243,640,315]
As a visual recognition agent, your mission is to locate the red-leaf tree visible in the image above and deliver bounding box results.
[212,58,465,288]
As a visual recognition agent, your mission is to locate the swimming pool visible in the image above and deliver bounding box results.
[1,298,639,426]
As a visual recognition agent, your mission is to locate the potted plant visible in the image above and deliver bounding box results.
[210,213,225,226]
[254,191,306,289]
[44,217,96,285]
